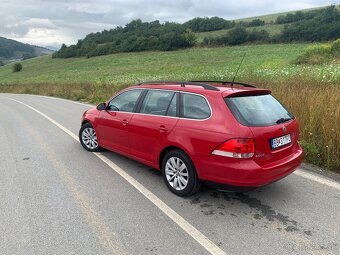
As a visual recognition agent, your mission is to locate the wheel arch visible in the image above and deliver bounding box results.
[158,145,196,173]
[81,119,94,126]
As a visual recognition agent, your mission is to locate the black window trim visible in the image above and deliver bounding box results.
[134,89,148,113]
[165,92,178,117]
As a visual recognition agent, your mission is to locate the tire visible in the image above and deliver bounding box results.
[161,149,201,197]
[79,123,102,152]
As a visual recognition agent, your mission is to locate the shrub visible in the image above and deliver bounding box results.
[183,29,197,46]
[183,17,232,32]
[226,27,248,45]
[331,38,340,56]
[248,19,265,27]
[13,63,23,72]
[295,39,339,64]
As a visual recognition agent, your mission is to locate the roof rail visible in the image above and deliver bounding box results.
[189,80,256,88]
[136,81,220,91]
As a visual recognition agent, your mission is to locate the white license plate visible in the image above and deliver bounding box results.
[270,134,291,150]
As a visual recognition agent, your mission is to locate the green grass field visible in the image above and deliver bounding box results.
[195,24,285,42]
[234,5,331,23]
[0,43,339,172]
[0,44,338,85]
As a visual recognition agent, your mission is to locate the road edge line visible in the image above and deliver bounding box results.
[294,169,340,191]
[4,96,228,255]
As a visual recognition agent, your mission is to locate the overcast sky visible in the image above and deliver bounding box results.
[0,0,337,49]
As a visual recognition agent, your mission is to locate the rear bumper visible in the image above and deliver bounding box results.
[196,145,303,187]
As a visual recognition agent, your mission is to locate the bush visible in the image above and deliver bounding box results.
[183,17,232,32]
[248,19,265,27]
[295,38,339,64]
[331,38,340,56]
[12,63,22,72]
[183,29,197,46]
[226,27,248,45]
[247,29,270,42]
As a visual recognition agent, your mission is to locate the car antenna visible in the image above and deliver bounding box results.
[231,53,246,88]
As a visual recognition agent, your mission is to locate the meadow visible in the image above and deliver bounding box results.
[195,24,285,42]
[0,43,339,172]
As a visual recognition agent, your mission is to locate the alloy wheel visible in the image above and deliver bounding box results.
[165,157,189,191]
[81,127,98,150]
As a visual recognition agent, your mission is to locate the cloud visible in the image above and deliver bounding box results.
[0,0,335,48]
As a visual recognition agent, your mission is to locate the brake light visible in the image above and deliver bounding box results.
[212,139,255,158]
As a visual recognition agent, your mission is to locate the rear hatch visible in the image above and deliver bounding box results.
[224,91,299,166]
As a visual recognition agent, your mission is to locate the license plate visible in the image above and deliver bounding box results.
[270,134,291,150]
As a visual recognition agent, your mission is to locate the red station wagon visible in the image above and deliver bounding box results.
[79,81,303,196]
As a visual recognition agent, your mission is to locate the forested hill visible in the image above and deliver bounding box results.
[0,37,53,64]
[53,5,340,59]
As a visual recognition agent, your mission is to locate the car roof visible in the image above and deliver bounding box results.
[131,81,271,97]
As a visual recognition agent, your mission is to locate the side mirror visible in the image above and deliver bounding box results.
[96,103,107,111]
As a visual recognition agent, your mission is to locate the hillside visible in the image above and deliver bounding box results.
[0,37,53,65]
[0,43,314,85]
[196,5,340,43]
[195,23,284,42]
[234,5,340,23]
[53,5,340,58]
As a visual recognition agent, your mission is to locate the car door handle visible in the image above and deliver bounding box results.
[122,119,129,126]
[159,125,168,132]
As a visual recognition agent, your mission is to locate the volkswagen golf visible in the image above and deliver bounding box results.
[79,81,303,196]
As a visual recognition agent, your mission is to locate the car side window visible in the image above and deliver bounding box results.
[182,93,211,119]
[140,90,175,116]
[108,89,143,112]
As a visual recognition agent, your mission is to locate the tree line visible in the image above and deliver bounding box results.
[53,20,196,58]
[53,5,340,59]
[53,16,272,58]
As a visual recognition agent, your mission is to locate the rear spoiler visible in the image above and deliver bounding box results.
[223,89,271,98]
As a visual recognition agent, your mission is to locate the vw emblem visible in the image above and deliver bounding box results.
[283,126,287,133]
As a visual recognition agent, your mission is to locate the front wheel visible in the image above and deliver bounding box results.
[162,150,201,197]
[79,123,102,152]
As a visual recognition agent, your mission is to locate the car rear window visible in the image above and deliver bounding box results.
[225,94,294,126]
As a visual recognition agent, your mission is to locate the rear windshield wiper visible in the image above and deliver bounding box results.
[276,117,292,124]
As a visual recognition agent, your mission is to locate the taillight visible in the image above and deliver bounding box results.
[212,138,255,158]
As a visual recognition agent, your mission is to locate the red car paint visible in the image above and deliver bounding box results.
[81,83,303,188]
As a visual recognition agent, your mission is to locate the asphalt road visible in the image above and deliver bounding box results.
[0,93,339,255]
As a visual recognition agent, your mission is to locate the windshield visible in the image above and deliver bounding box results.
[225,94,294,127]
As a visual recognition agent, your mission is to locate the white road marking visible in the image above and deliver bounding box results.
[7,94,340,192]
[294,169,340,191]
[5,96,227,255]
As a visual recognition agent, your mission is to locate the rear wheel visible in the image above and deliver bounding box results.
[79,123,102,152]
[162,150,201,197]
